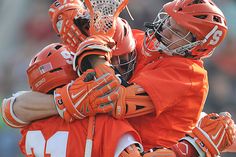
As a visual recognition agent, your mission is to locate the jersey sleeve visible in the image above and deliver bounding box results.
[132,56,208,117]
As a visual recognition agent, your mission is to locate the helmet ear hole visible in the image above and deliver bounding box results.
[178,8,183,11]
[209,1,215,6]
[192,0,205,5]
[49,67,63,73]
[194,15,207,19]
[55,44,62,50]
[197,48,207,52]
[33,57,38,63]
[47,52,52,57]
[123,26,127,36]
[213,16,221,23]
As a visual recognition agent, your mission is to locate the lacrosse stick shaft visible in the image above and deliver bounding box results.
[84,116,96,157]
[83,1,129,156]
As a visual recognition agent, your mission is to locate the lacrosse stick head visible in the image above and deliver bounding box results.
[85,0,129,37]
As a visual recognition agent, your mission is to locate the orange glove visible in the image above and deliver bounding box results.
[182,112,236,157]
[73,35,115,73]
[93,64,155,120]
[54,69,120,122]
[112,84,155,119]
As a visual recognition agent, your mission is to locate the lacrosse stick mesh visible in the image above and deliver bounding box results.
[85,0,128,36]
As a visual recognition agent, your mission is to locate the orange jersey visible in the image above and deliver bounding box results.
[19,115,141,157]
[127,29,208,150]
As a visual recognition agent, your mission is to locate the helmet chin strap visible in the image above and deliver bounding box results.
[154,41,172,55]
[144,22,156,30]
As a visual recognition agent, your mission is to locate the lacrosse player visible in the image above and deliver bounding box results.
[2,0,236,156]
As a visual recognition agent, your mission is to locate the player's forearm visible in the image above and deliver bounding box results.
[13,91,58,122]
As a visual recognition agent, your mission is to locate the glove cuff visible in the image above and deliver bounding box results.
[54,84,78,122]
[54,83,86,121]
[181,136,207,157]
[112,86,126,119]
[54,89,65,119]
[1,96,29,128]
[193,127,220,156]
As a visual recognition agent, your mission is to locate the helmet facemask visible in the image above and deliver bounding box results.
[111,50,137,81]
[144,10,201,57]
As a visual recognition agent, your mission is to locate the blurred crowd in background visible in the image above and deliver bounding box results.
[0,0,235,156]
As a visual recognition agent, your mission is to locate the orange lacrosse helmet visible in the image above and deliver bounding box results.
[111,17,136,81]
[113,17,136,56]
[49,0,89,52]
[145,0,227,59]
[27,43,77,94]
